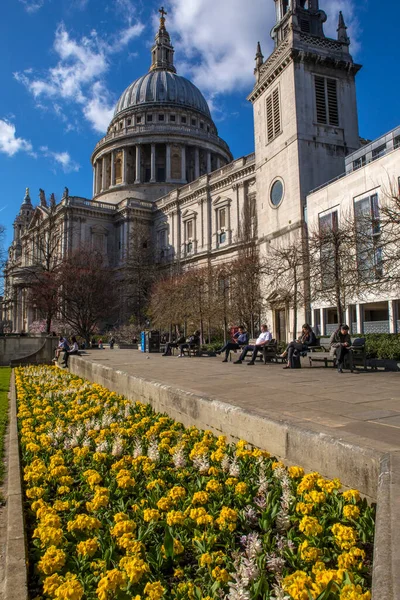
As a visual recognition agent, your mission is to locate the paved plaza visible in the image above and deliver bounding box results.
[80,349,400,456]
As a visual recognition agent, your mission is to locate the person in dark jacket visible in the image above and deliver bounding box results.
[280,324,317,369]
[162,332,186,356]
[178,331,200,357]
[216,326,249,362]
[330,324,353,373]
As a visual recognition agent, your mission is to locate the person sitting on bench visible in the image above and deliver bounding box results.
[64,336,79,367]
[330,324,353,373]
[216,326,249,362]
[178,331,200,357]
[162,332,186,356]
[53,336,69,362]
[233,324,272,365]
[280,323,317,369]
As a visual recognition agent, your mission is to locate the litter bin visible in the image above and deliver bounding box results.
[148,330,160,353]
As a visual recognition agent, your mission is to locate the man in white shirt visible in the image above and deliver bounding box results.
[233,324,272,365]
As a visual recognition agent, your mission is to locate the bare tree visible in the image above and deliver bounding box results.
[263,232,307,339]
[24,192,63,333]
[308,209,360,325]
[121,219,156,328]
[58,246,116,344]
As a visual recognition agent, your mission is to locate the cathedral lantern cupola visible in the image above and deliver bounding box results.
[150,7,176,73]
[272,0,328,46]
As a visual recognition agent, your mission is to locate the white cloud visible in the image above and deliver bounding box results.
[19,0,45,13]
[167,0,360,99]
[82,82,115,133]
[40,146,80,172]
[14,20,144,133]
[0,119,33,157]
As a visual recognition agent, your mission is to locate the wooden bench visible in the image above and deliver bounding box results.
[309,338,366,370]
[182,344,201,357]
[228,338,278,363]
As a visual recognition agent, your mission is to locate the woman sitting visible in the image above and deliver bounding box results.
[280,324,317,369]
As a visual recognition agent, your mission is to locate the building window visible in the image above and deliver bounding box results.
[147,114,153,122]
[219,208,226,229]
[181,116,187,124]
[157,229,167,250]
[127,118,131,126]
[354,194,382,280]
[266,87,281,143]
[300,19,310,32]
[170,114,176,122]
[200,122,204,129]
[186,220,193,240]
[136,116,142,124]
[270,179,284,207]
[219,231,226,244]
[353,155,366,171]
[186,242,193,254]
[158,114,165,122]
[207,125,210,132]
[315,76,339,126]
[394,135,400,149]
[191,118,196,126]
[372,144,386,160]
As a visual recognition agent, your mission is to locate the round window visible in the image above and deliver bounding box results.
[270,179,284,207]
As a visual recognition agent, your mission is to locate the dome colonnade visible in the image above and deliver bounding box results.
[91,8,232,202]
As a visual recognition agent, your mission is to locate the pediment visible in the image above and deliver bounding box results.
[181,209,197,220]
[213,195,231,207]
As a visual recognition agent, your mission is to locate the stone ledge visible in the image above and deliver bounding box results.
[5,372,28,600]
[69,356,400,600]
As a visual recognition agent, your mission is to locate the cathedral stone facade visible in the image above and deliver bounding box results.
[4,1,400,338]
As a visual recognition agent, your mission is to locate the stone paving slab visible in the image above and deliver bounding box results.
[79,349,400,455]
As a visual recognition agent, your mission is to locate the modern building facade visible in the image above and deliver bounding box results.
[3,1,400,338]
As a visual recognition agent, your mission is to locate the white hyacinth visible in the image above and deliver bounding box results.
[192,453,209,474]
[221,454,230,473]
[172,445,186,469]
[111,436,124,456]
[133,438,143,458]
[147,437,160,462]
[95,441,108,453]
[229,457,240,478]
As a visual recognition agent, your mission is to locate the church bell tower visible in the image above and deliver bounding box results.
[249,0,361,239]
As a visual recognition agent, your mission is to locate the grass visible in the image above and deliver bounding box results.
[0,368,11,485]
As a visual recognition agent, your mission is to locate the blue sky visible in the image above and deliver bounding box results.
[1,0,399,248]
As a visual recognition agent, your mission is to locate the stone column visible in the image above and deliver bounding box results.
[101,156,107,191]
[110,151,116,186]
[181,145,187,183]
[122,148,128,184]
[206,151,211,174]
[166,144,172,182]
[388,300,397,334]
[345,307,352,333]
[150,144,156,183]
[216,156,221,169]
[135,145,141,184]
[92,165,96,196]
[320,308,326,337]
[195,147,200,179]
[355,304,364,334]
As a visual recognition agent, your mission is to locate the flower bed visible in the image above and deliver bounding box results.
[16,366,375,600]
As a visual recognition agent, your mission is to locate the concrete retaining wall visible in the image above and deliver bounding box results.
[0,336,58,366]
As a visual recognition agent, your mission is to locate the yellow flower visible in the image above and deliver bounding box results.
[343,505,360,520]
[119,555,150,584]
[43,574,64,596]
[143,509,161,522]
[206,479,223,494]
[235,482,248,496]
[191,491,209,505]
[166,510,185,526]
[272,461,285,470]
[110,520,136,538]
[157,496,173,511]
[342,489,361,503]
[337,547,366,570]
[296,502,314,515]
[199,552,213,567]
[299,541,321,562]
[76,538,99,558]
[168,486,186,502]
[340,584,371,600]
[211,566,230,583]
[54,577,84,600]
[282,570,315,600]
[331,523,358,550]
[299,516,323,537]
[225,477,238,487]
[96,569,127,600]
[38,546,66,575]
[144,581,165,600]
[305,490,326,504]
[289,466,305,479]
